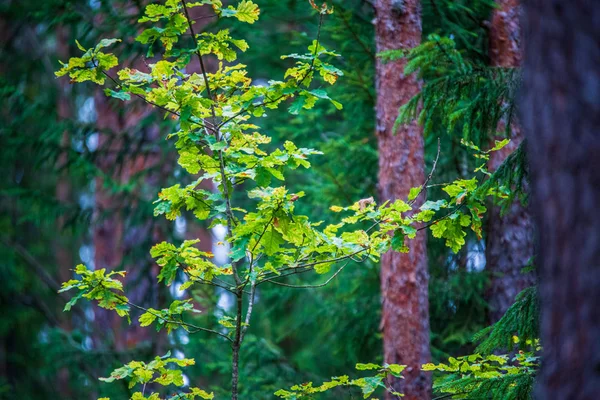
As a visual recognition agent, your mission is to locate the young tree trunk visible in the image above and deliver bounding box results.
[485,0,535,323]
[521,1,600,397]
[374,1,431,398]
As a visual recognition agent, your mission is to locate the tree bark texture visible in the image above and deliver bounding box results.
[521,1,600,398]
[94,89,169,350]
[374,1,431,399]
[485,0,535,323]
[93,93,128,350]
[55,25,74,396]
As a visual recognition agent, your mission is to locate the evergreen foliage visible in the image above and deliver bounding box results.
[425,287,540,399]
[473,140,529,213]
[379,13,541,399]
[423,350,538,400]
[275,363,405,399]
[474,286,539,355]
[388,35,520,145]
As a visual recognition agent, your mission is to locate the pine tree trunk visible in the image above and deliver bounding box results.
[521,1,600,397]
[485,0,535,323]
[55,25,74,397]
[374,1,431,398]
[56,25,73,299]
[93,92,128,350]
[94,92,164,350]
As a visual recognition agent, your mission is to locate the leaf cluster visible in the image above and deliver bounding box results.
[423,348,539,400]
[275,362,404,399]
[98,351,213,400]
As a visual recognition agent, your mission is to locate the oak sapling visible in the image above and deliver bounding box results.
[56,1,504,398]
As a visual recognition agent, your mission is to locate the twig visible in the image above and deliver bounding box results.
[409,137,441,206]
[338,12,374,58]
[417,203,465,232]
[181,0,239,285]
[216,13,326,131]
[257,249,367,285]
[239,280,256,343]
[126,301,232,342]
[181,0,216,110]
[99,69,181,118]
[265,260,349,289]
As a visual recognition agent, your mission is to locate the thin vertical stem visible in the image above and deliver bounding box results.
[181,0,239,285]
[231,290,243,400]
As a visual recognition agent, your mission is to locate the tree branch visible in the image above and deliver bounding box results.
[239,280,256,343]
[265,260,350,289]
[409,137,441,206]
[126,301,232,342]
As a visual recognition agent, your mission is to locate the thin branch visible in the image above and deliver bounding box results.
[193,14,218,22]
[417,203,466,232]
[99,69,181,118]
[260,266,313,282]
[126,301,232,342]
[295,248,367,269]
[338,12,374,58]
[432,393,462,400]
[2,237,62,293]
[216,13,326,131]
[265,260,349,289]
[257,248,367,286]
[181,0,239,285]
[250,215,277,256]
[239,280,256,343]
[243,207,281,286]
[181,0,216,108]
[409,137,441,206]
[189,275,238,294]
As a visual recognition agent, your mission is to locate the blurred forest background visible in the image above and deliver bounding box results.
[0,0,598,399]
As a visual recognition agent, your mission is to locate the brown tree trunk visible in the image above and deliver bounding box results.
[374,1,431,399]
[485,0,535,323]
[55,25,75,397]
[521,1,600,398]
[56,25,73,298]
[94,90,165,349]
[93,92,128,350]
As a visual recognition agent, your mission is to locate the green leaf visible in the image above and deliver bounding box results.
[222,1,260,24]
[139,311,158,327]
[95,38,121,50]
[104,88,131,101]
[288,96,306,115]
[490,138,510,152]
[261,228,285,256]
[408,187,420,201]
[391,230,408,253]
[75,40,87,52]
[356,363,380,371]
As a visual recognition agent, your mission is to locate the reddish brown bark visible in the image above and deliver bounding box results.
[93,93,128,350]
[94,87,171,349]
[55,25,74,395]
[485,0,535,323]
[94,93,161,350]
[56,25,74,323]
[374,1,431,398]
[489,0,521,67]
[521,1,600,398]
[91,2,217,352]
